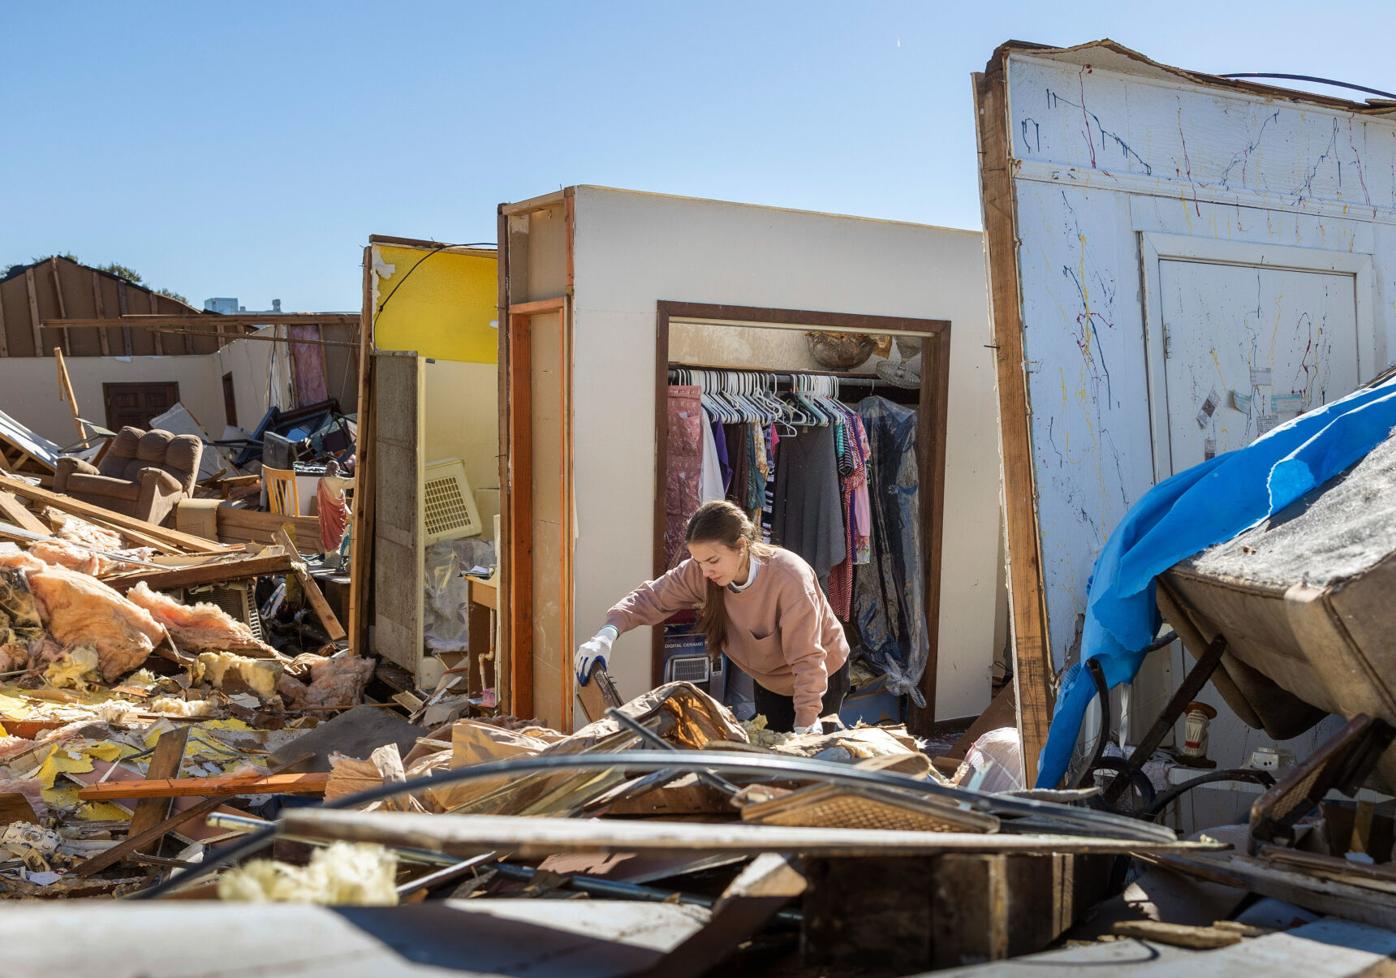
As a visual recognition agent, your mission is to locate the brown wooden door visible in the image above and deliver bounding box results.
[103,381,180,431]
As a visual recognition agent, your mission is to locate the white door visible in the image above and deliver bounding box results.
[1160,260,1361,470]
[1151,257,1362,827]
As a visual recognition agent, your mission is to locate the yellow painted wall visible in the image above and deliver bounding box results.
[372,245,498,363]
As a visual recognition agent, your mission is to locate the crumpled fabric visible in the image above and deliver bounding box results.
[853,397,927,706]
[665,386,704,568]
[1038,372,1396,788]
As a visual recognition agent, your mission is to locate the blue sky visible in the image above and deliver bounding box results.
[3,2,1388,310]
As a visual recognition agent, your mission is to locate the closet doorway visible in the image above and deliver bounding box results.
[654,301,951,734]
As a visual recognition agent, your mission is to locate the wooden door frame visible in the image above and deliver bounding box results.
[654,300,951,735]
[506,296,573,726]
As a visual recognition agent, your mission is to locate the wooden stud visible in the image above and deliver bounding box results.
[126,727,191,856]
[973,60,1056,784]
[47,259,69,355]
[102,553,293,593]
[24,267,43,357]
[0,277,9,358]
[148,291,164,355]
[77,771,329,801]
[496,207,513,711]
[508,311,534,719]
[53,348,85,442]
[275,526,346,641]
[347,246,376,656]
[116,279,132,356]
[560,295,573,731]
[0,491,50,536]
[90,270,110,355]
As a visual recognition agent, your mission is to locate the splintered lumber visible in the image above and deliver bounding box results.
[125,727,190,855]
[101,551,293,593]
[277,811,1228,860]
[77,772,329,801]
[274,527,345,640]
[0,491,51,536]
[0,473,228,554]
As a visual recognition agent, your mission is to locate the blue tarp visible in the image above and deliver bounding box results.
[1037,373,1396,788]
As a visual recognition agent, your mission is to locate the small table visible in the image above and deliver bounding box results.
[466,576,498,694]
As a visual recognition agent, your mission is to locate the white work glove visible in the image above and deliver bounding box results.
[792,722,821,736]
[574,626,617,686]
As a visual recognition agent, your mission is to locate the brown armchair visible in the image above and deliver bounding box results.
[54,427,203,526]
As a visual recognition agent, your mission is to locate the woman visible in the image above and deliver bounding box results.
[574,500,850,733]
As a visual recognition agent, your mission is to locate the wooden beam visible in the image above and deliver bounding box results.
[973,60,1055,785]
[90,270,110,355]
[77,771,328,801]
[53,348,85,442]
[47,259,69,355]
[0,491,51,536]
[148,291,163,355]
[43,314,360,328]
[125,727,190,856]
[274,526,346,641]
[507,298,566,316]
[101,552,293,593]
[23,267,43,357]
[278,810,1224,859]
[508,312,534,718]
[116,279,132,356]
[0,274,9,357]
[347,245,375,657]
[0,474,229,553]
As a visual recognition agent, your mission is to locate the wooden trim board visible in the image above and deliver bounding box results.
[973,57,1055,784]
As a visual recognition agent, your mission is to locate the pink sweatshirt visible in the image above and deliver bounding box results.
[605,549,850,727]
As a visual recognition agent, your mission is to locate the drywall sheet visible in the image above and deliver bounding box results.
[986,40,1396,775]
[565,186,1001,720]
[373,246,498,363]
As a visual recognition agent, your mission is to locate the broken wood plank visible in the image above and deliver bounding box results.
[74,795,255,879]
[0,474,228,554]
[1109,919,1243,949]
[274,527,345,640]
[101,552,293,593]
[0,792,38,824]
[77,771,329,801]
[126,727,191,856]
[277,810,1226,860]
[0,491,52,536]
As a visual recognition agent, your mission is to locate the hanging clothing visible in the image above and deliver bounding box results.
[665,386,705,568]
[698,413,725,505]
[826,403,872,619]
[771,425,847,590]
[853,396,928,706]
[711,417,732,493]
[761,425,779,543]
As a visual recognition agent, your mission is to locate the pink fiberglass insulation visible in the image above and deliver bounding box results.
[126,581,277,658]
[0,552,165,682]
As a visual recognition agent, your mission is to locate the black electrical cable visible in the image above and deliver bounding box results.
[1220,73,1396,101]
[130,749,1180,900]
[1145,768,1275,820]
[1074,658,1112,790]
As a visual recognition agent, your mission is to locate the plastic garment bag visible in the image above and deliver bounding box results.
[852,397,928,706]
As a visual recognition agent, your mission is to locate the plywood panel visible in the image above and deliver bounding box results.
[372,353,423,675]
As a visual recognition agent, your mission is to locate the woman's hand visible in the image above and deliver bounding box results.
[574,627,617,685]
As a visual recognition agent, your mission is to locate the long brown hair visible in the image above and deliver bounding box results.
[686,501,776,654]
